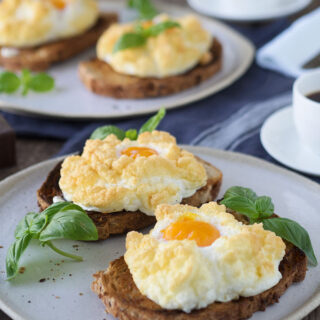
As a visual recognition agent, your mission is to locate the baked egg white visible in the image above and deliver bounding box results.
[97,14,212,78]
[0,0,98,48]
[124,202,286,312]
[59,131,207,215]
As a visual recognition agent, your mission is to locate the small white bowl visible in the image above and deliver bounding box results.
[187,0,312,22]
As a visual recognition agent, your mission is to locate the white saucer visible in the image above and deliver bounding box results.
[261,106,320,176]
[187,0,312,22]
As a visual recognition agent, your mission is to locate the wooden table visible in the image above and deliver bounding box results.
[0,0,319,319]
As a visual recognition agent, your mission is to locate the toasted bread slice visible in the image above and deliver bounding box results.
[37,157,222,240]
[78,38,222,99]
[92,217,307,320]
[0,13,118,72]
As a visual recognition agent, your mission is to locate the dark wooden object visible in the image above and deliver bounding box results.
[0,115,16,168]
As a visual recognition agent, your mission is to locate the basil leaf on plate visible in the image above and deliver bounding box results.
[40,201,75,222]
[220,196,258,222]
[0,72,20,93]
[143,21,181,37]
[113,32,147,53]
[222,186,274,222]
[224,186,257,202]
[113,20,180,53]
[39,209,98,242]
[28,73,55,93]
[125,129,138,140]
[6,234,33,280]
[21,69,32,95]
[128,0,157,20]
[139,108,166,134]
[6,202,98,280]
[14,212,39,239]
[263,217,318,266]
[255,196,274,219]
[90,125,126,140]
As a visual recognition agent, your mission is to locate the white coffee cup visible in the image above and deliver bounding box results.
[293,71,320,155]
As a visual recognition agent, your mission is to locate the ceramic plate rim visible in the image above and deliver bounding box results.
[260,106,320,177]
[187,0,312,22]
[0,1,255,120]
[0,146,320,320]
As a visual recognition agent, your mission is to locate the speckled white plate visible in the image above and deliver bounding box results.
[0,0,254,120]
[0,147,319,320]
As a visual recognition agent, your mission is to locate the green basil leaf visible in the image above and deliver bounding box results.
[263,218,318,266]
[113,33,147,53]
[224,186,257,202]
[255,196,274,219]
[6,233,33,280]
[128,0,157,19]
[90,125,126,140]
[28,73,55,92]
[139,108,166,134]
[220,196,258,222]
[41,202,75,222]
[0,72,21,93]
[14,212,38,239]
[39,210,98,242]
[21,69,32,96]
[142,21,180,37]
[125,129,138,140]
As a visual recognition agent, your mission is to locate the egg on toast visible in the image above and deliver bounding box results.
[79,14,223,98]
[0,0,117,71]
[92,202,307,320]
[37,131,223,240]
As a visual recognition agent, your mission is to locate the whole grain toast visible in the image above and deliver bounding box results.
[0,13,118,72]
[37,157,222,240]
[92,213,307,320]
[78,38,222,99]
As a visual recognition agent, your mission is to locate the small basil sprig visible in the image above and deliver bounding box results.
[6,202,98,280]
[21,69,55,95]
[113,21,180,53]
[90,108,166,141]
[128,0,157,20]
[221,186,317,266]
[0,69,54,96]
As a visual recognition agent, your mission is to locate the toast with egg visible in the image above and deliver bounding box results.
[92,208,307,320]
[0,13,117,72]
[37,158,222,240]
[78,38,222,99]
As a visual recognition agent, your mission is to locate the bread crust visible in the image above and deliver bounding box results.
[78,38,222,99]
[37,157,222,240]
[92,228,307,320]
[0,13,118,71]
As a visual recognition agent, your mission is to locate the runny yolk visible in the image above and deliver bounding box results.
[50,0,66,9]
[121,147,158,159]
[161,215,220,247]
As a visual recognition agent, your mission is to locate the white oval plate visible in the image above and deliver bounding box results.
[187,0,312,22]
[0,147,319,320]
[0,0,254,120]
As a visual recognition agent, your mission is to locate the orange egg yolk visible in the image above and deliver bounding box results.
[142,21,154,29]
[161,215,220,247]
[121,147,158,159]
[50,0,66,9]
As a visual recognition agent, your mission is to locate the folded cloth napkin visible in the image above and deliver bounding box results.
[257,8,320,78]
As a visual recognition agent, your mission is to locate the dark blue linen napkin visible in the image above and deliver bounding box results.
[4,19,317,182]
